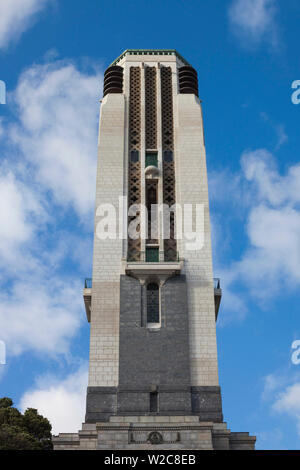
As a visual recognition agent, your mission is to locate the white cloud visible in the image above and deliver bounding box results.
[20,365,88,434]
[216,277,248,325]
[0,171,35,246]
[10,60,101,216]
[239,150,300,291]
[241,149,300,207]
[275,125,288,150]
[209,168,244,207]
[0,278,83,357]
[273,383,300,435]
[0,169,44,264]
[246,205,300,281]
[0,58,101,434]
[228,0,278,48]
[0,117,4,137]
[260,372,300,442]
[0,365,6,382]
[0,59,102,359]
[211,148,300,319]
[0,0,49,49]
[223,203,300,303]
[260,113,288,150]
[262,373,288,400]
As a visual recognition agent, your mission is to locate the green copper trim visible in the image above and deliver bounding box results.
[110,49,191,66]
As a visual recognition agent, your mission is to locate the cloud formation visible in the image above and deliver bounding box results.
[0,279,83,356]
[0,59,100,359]
[210,148,300,321]
[261,371,300,438]
[10,60,101,216]
[0,170,42,262]
[260,112,288,150]
[228,0,278,48]
[273,382,300,435]
[0,0,49,49]
[20,365,88,434]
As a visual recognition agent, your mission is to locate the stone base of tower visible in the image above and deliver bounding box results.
[85,385,224,423]
[52,416,255,450]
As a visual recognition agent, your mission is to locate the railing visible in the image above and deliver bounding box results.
[84,278,92,289]
[214,278,221,289]
[127,251,180,263]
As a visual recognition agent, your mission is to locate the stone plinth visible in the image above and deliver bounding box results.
[53,416,256,450]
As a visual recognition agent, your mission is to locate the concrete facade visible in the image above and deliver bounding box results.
[53,416,255,451]
[176,93,219,387]
[53,50,255,450]
[89,92,125,388]
[88,51,219,391]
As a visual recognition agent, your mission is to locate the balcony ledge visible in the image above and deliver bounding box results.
[83,287,91,323]
[83,274,222,323]
[125,260,183,284]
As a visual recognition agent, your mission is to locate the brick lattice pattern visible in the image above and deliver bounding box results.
[145,67,157,150]
[128,67,141,261]
[161,66,177,261]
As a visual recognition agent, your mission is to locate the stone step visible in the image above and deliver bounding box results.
[109,415,202,424]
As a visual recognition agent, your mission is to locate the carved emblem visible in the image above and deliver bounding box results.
[148,431,163,445]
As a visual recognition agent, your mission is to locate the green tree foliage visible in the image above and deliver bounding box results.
[0,397,53,450]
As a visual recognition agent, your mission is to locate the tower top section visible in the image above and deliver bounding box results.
[110,49,191,67]
[104,49,198,97]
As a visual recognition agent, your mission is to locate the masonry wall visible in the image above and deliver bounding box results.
[54,52,255,449]
[89,56,220,390]
[118,274,191,414]
[175,94,219,387]
[89,93,125,387]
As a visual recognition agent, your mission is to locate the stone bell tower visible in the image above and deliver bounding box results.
[53,50,256,450]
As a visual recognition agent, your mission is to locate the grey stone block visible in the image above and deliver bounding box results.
[85,387,117,422]
[118,275,191,415]
[191,386,223,422]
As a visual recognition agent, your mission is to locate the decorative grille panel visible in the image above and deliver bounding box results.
[128,67,141,261]
[161,67,177,261]
[145,67,157,150]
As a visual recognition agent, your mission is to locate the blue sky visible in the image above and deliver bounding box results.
[0,0,300,449]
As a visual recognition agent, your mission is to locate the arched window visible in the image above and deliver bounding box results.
[147,283,159,324]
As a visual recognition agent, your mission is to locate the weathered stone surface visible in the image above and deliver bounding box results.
[56,51,256,450]
[53,416,256,450]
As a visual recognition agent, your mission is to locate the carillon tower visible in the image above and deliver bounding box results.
[53,50,255,450]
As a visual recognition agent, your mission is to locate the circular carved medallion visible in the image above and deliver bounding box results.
[148,431,163,445]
